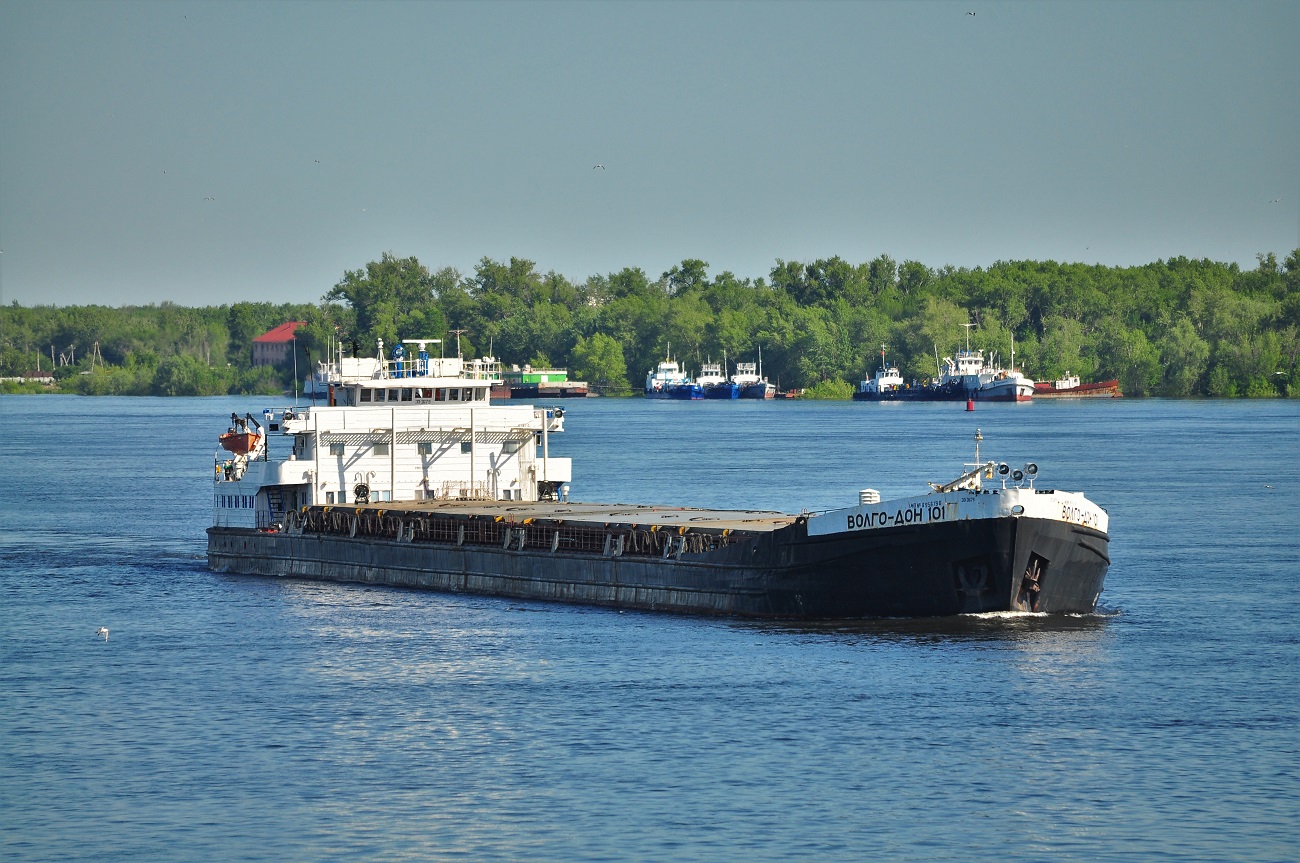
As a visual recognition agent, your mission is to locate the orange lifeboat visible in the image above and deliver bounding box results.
[219,430,261,455]
[219,412,264,454]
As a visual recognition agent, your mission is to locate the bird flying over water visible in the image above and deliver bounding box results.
[1269,198,1280,203]
[593,164,605,170]
[96,627,109,641]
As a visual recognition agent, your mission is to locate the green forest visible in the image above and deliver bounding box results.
[3,250,1298,398]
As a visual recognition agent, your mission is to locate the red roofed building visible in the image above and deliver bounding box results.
[252,322,307,367]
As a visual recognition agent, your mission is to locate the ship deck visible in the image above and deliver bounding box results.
[353,499,801,533]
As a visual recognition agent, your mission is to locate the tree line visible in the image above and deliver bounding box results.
[3,250,1297,397]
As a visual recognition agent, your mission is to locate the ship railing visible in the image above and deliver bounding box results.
[438,480,492,500]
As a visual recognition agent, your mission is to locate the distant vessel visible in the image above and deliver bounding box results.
[732,358,775,399]
[852,347,907,400]
[645,355,690,399]
[500,365,589,399]
[667,378,705,400]
[699,362,739,399]
[854,331,1034,402]
[1034,374,1122,398]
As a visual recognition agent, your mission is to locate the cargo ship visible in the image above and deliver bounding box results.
[1034,374,1122,398]
[208,343,1110,618]
[496,364,589,399]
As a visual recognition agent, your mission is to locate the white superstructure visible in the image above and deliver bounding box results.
[857,347,906,395]
[213,339,570,530]
[730,362,761,387]
[696,362,726,388]
[645,356,689,395]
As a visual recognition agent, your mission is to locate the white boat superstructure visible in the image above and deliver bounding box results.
[857,347,906,396]
[645,356,690,396]
[730,362,760,387]
[214,338,570,530]
[697,362,726,388]
[729,360,776,399]
[937,328,1035,401]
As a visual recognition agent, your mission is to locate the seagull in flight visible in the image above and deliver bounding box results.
[593,164,605,170]
[967,10,976,14]
[96,627,109,641]
[204,196,215,201]
[1269,198,1281,203]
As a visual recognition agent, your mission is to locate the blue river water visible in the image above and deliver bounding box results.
[1,395,1297,862]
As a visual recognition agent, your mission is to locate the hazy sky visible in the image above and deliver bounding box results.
[1,0,1296,307]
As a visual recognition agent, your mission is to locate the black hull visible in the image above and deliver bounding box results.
[508,384,589,398]
[207,516,1107,619]
[852,383,1029,402]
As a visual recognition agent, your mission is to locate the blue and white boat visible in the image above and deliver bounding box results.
[667,376,705,399]
[645,356,690,399]
[732,361,775,399]
[699,362,739,399]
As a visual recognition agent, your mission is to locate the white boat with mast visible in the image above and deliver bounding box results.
[730,347,775,399]
[852,345,907,400]
[698,359,739,399]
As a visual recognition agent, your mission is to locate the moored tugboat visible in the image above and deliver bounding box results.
[854,332,1035,402]
[645,354,690,399]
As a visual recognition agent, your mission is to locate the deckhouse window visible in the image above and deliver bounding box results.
[418,441,433,455]
[330,442,344,457]
[461,441,472,454]
[401,388,413,402]
[450,388,461,401]
[374,442,390,456]
[360,389,373,402]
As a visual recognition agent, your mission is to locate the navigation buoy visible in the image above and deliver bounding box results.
[966,398,974,411]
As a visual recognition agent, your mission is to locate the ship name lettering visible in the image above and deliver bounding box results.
[848,505,949,531]
[1060,504,1097,527]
